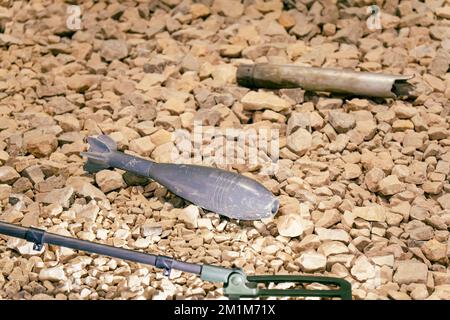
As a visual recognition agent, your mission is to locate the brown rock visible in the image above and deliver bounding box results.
[287,112,310,134]
[361,151,394,173]
[0,184,12,200]
[219,45,244,58]
[0,34,22,46]
[423,74,446,92]
[392,103,418,119]
[241,91,290,112]
[155,115,181,130]
[213,0,244,18]
[178,205,199,229]
[0,166,20,184]
[36,85,66,98]
[294,234,321,252]
[39,266,67,282]
[41,186,75,209]
[393,261,428,285]
[343,163,362,180]
[141,223,162,238]
[430,49,450,77]
[428,127,449,140]
[7,238,43,256]
[421,239,448,263]
[403,131,426,149]
[114,79,136,95]
[191,3,210,20]
[378,175,405,195]
[393,119,414,131]
[328,111,356,133]
[12,177,32,193]
[277,214,314,238]
[405,161,428,184]
[54,114,81,132]
[162,98,186,115]
[286,128,312,156]
[66,177,106,201]
[136,74,166,91]
[352,205,386,222]
[45,97,77,115]
[345,98,369,111]
[422,181,443,194]
[316,227,351,243]
[351,255,376,281]
[437,194,450,210]
[152,142,176,163]
[410,284,429,300]
[278,12,296,29]
[318,241,349,256]
[151,130,172,146]
[431,285,450,300]
[364,168,385,192]
[95,170,126,193]
[436,6,450,19]
[315,209,341,228]
[388,291,411,300]
[316,98,343,111]
[296,252,327,272]
[100,39,128,61]
[407,222,434,241]
[211,64,236,86]
[329,134,349,153]
[129,136,156,157]
[323,23,336,36]
[66,75,100,92]
[24,134,58,158]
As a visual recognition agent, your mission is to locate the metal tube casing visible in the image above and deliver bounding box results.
[237,63,414,98]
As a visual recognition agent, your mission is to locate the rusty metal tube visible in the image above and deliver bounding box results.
[237,63,414,99]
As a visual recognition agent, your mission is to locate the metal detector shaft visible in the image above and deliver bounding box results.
[0,221,201,276]
[237,63,414,98]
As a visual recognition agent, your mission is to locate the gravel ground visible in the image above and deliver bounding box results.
[0,0,449,300]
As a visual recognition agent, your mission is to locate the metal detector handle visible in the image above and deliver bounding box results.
[247,274,352,300]
[223,273,352,300]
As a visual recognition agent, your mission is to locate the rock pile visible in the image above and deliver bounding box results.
[0,0,449,300]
